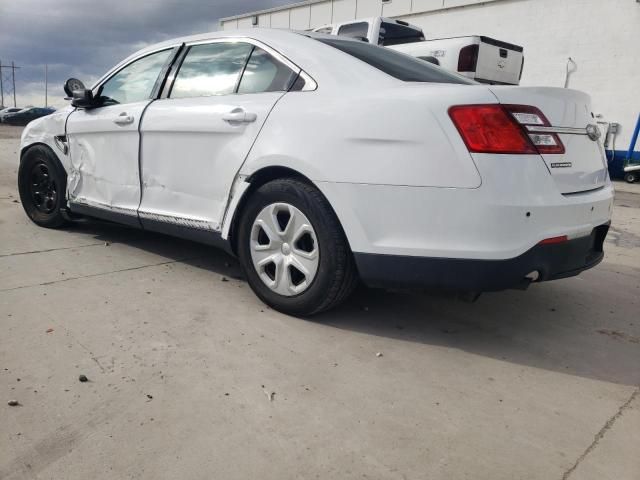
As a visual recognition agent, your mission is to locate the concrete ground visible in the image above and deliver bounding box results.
[1,123,638,480]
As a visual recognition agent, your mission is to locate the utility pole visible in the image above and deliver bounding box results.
[45,64,48,108]
[12,62,17,108]
[0,60,4,108]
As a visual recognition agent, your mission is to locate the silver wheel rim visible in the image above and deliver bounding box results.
[250,203,319,297]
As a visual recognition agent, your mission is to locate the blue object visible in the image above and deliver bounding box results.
[626,113,640,162]
[606,150,640,179]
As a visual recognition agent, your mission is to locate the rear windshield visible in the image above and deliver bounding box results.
[379,22,425,46]
[316,38,474,84]
[337,22,369,40]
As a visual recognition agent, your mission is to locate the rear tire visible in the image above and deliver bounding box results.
[237,178,357,316]
[18,145,69,228]
[624,172,637,184]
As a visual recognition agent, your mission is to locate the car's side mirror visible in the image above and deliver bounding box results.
[71,88,99,108]
[64,78,101,109]
[64,78,86,97]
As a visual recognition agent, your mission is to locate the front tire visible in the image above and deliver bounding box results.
[238,178,357,316]
[18,145,69,228]
[624,172,637,184]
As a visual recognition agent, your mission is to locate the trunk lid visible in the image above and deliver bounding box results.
[489,86,608,194]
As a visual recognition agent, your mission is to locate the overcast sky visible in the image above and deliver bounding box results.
[0,0,293,108]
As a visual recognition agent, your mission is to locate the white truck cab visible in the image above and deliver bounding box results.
[313,17,524,85]
[314,17,425,45]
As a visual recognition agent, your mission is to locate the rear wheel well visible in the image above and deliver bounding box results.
[229,167,316,255]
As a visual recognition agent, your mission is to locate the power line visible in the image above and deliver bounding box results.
[1,61,58,108]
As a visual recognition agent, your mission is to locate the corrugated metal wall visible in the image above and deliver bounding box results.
[222,1,503,30]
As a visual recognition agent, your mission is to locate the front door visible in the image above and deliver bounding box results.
[138,41,299,233]
[66,48,174,223]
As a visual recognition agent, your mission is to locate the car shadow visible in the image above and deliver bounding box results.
[64,218,246,277]
[63,219,640,387]
[321,282,639,387]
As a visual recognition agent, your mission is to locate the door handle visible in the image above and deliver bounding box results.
[113,113,134,125]
[222,109,257,124]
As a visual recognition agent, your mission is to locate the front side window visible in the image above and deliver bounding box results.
[238,47,297,94]
[170,43,253,98]
[99,49,173,105]
[317,38,475,85]
[337,22,369,40]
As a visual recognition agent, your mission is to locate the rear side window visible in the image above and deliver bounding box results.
[317,38,474,84]
[337,22,369,40]
[171,43,253,98]
[170,43,297,98]
[238,47,297,94]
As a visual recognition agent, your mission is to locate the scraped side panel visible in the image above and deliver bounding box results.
[65,102,148,212]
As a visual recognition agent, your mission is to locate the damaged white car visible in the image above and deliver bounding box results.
[19,29,613,315]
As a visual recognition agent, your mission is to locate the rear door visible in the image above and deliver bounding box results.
[138,40,300,232]
[490,86,609,193]
[66,48,175,222]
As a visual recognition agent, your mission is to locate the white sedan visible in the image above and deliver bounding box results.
[18,29,613,315]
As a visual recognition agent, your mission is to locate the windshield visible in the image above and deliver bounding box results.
[316,38,475,85]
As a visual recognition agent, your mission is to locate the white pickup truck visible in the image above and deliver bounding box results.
[313,17,525,85]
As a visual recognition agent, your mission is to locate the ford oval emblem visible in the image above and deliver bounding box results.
[586,124,601,141]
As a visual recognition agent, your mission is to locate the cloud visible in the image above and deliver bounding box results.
[0,0,293,108]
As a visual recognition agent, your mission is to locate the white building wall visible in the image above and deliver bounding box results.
[270,9,291,28]
[290,5,312,29]
[236,16,254,28]
[412,0,452,13]
[355,0,382,18]
[332,0,358,22]
[382,0,412,17]
[310,2,332,26]
[220,0,640,149]
[258,13,271,27]
[222,18,237,30]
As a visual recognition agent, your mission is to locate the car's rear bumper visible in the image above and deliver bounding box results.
[317,161,614,261]
[354,223,609,291]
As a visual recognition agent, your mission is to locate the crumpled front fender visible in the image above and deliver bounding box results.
[20,106,74,171]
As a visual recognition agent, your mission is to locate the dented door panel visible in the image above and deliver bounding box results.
[138,92,284,231]
[66,102,149,214]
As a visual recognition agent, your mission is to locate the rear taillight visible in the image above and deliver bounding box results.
[457,44,479,72]
[504,104,565,154]
[448,104,565,155]
[448,105,536,154]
